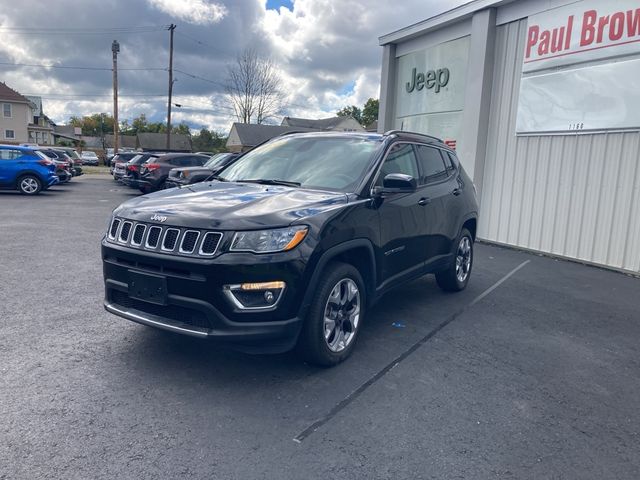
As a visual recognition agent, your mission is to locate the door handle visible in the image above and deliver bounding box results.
[418,197,431,206]
[452,188,461,196]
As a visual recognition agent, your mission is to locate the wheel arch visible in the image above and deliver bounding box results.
[298,239,377,318]
[14,170,45,187]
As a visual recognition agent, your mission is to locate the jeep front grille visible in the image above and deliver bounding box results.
[108,217,223,258]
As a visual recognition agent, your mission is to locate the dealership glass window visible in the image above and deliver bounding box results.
[376,143,419,185]
[415,145,448,185]
[3,103,11,118]
[5,129,15,139]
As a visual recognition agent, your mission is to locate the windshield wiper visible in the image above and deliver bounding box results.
[205,174,227,182]
[238,179,301,187]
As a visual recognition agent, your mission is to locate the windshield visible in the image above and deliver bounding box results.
[205,153,230,168]
[220,136,381,192]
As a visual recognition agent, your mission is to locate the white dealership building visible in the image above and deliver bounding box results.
[378,0,640,274]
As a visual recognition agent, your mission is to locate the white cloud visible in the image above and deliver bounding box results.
[0,0,463,133]
[146,0,227,25]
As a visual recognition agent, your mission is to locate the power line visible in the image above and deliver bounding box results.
[174,69,226,88]
[0,61,166,71]
[174,31,230,56]
[174,31,217,50]
[172,101,235,113]
[0,25,169,36]
[23,93,167,98]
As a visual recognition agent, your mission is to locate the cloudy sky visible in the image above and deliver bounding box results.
[0,0,462,133]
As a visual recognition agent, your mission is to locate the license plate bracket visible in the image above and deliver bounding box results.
[128,270,168,305]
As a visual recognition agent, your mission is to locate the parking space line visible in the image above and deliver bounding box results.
[293,260,531,443]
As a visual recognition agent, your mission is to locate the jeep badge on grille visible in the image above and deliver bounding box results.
[150,213,168,223]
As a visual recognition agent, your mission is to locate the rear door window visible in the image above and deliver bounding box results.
[415,145,448,185]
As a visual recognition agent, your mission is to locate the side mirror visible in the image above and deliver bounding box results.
[374,173,417,196]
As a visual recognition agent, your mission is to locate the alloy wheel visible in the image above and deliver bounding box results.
[455,236,472,283]
[20,177,39,194]
[323,278,361,353]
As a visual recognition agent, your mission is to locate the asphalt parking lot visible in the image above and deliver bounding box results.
[1,175,639,479]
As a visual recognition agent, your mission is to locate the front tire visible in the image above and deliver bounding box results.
[17,175,42,195]
[296,262,365,367]
[436,228,473,292]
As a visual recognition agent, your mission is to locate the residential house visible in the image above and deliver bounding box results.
[0,82,31,144]
[26,96,55,145]
[281,116,365,132]
[53,124,82,144]
[226,123,315,153]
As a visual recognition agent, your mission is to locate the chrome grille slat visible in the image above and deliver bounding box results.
[109,218,121,240]
[118,221,133,243]
[179,230,200,254]
[162,228,180,251]
[199,232,222,256]
[108,218,223,258]
[131,224,146,246]
[145,226,162,249]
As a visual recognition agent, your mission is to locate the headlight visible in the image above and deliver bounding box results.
[230,226,308,253]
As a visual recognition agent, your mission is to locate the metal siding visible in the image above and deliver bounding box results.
[479,19,640,273]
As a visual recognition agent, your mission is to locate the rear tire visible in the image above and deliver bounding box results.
[17,175,42,195]
[296,262,366,367]
[436,228,473,292]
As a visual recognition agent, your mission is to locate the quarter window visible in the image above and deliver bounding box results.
[445,152,457,175]
[3,103,11,118]
[415,145,448,185]
[376,143,419,186]
[0,149,21,160]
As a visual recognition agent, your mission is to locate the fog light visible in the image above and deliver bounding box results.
[223,281,286,310]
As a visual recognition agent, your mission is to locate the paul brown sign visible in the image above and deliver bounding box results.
[523,0,640,72]
[405,67,450,93]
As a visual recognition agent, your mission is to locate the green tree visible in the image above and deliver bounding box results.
[361,98,379,127]
[336,98,379,127]
[192,128,228,153]
[172,122,191,135]
[336,105,362,124]
[69,113,115,136]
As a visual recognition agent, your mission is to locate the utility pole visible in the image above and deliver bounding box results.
[166,24,176,151]
[112,40,120,156]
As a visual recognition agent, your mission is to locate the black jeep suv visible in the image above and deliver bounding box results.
[102,131,478,366]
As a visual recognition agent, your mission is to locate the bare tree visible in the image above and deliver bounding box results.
[225,48,285,124]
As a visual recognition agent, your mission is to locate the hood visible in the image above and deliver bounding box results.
[114,181,349,230]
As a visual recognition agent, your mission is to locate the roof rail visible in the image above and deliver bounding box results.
[383,130,443,143]
[276,130,312,138]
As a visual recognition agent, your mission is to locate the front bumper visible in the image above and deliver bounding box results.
[102,239,309,353]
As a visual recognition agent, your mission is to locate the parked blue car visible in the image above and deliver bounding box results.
[0,145,59,195]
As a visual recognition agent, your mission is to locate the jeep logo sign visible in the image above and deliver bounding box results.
[150,213,167,223]
[405,67,450,93]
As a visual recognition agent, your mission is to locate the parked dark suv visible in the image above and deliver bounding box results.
[102,131,478,366]
[137,153,209,193]
[165,152,240,189]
